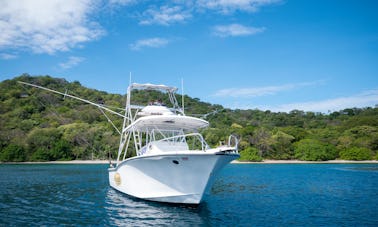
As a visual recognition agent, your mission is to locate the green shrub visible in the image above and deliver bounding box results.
[294,139,337,161]
[339,147,372,160]
[0,144,26,162]
[29,148,50,161]
[29,140,73,161]
[239,147,263,162]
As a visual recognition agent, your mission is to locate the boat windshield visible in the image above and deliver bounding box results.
[137,129,209,156]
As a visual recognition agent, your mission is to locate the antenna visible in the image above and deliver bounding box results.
[181,78,185,114]
[129,72,132,86]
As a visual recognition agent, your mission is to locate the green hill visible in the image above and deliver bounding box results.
[1,74,377,162]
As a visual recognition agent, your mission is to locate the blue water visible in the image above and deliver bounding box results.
[0,164,377,226]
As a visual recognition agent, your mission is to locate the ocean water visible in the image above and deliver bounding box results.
[0,163,377,226]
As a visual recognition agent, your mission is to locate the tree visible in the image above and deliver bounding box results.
[26,128,74,161]
[239,147,263,162]
[270,130,295,159]
[2,75,378,162]
[339,147,372,160]
[203,128,229,147]
[0,144,26,162]
[250,128,273,157]
[59,123,93,159]
[50,140,74,161]
[294,139,338,161]
[27,128,62,152]
[280,126,308,142]
[337,126,378,154]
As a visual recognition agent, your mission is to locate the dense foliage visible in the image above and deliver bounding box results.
[1,74,377,162]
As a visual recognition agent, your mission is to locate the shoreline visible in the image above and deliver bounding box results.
[1,160,113,164]
[1,159,378,164]
[233,159,378,164]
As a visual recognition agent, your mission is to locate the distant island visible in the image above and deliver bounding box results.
[1,74,377,162]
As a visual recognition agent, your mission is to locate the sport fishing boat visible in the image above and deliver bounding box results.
[19,80,239,205]
[108,83,239,204]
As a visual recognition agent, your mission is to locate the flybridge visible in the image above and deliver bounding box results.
[125,82,184,117]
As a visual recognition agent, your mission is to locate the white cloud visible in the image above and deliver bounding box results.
[129,38,170,51]
[213,82,378,112]
[108,0,135,6]
[139,5,192,26]
[197,0,281,14]
[0,53,17,60]
[136,0,280,26]
[0,0,104,55]
[259,89,378,113]
[59,56,85,69]
[213,81,320,97]
[213,23,265,37]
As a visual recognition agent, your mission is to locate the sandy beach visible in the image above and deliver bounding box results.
[1,160,113,164]
[233,159,378,164]
[2,159,377,164]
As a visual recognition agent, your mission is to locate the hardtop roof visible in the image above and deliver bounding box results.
[130,83,178,93]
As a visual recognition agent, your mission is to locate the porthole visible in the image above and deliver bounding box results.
[172,160,179,165]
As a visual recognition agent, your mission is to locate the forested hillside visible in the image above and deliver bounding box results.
[1,74,377,162]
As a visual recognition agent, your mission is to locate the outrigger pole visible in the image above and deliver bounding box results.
[18,81,124,118]
[18,81,130,136]
[181,78,185,114]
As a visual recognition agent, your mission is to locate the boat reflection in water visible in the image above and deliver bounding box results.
[104,188,209,226]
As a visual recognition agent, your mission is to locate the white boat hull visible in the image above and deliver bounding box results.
[108,151,238,204]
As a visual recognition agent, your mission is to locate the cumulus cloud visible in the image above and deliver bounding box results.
[0,0,104,55]
[136,0,280,26]
[197,0,281,14]
[59,56,85,69]
[213,23,265,37]
[139,5,192,26]
[129,38,170,51]
[0,0,282,55]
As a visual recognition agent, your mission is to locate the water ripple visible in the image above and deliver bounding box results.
[1,164,377,226]
[104,189,208,226]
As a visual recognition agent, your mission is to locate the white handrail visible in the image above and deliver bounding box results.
[150,132,209,152]
[228,135,239,153]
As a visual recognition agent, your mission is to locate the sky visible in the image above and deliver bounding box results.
[1,0,377,113]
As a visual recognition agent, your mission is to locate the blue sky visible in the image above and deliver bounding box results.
[1,0,377,113]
